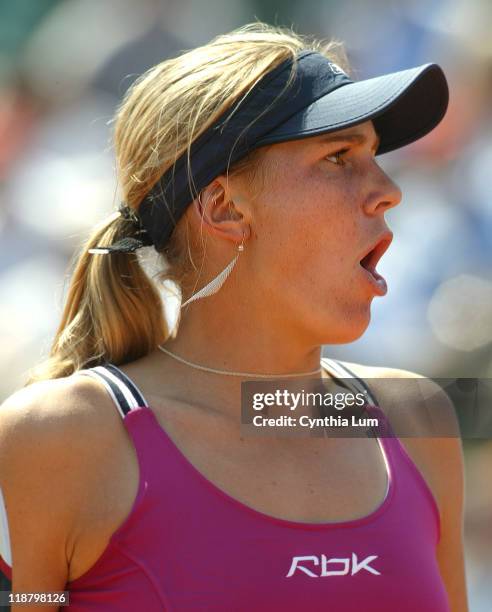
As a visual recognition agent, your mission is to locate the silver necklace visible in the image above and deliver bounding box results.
[158,345,323,378]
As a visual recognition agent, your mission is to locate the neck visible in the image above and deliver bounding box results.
[158,345,322,378]
[137,293,328,422]
[172,292,323,372]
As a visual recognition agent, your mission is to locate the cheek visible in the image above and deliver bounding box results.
[260,168,360,259]
[256,164,360,271]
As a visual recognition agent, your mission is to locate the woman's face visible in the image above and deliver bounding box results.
[236,119,402,345]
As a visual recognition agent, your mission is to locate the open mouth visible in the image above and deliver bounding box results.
[358,233,393,295]
[359,235,392,275]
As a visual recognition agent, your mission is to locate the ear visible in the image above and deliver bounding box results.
[190,178,250,245]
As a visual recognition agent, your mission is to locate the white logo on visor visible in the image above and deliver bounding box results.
[328,62,347,77]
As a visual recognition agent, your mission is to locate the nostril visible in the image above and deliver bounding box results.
[374,199,397,213]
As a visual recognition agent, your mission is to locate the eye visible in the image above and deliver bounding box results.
[325,148,350,166]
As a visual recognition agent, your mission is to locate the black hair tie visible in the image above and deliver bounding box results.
[88,204,155,255]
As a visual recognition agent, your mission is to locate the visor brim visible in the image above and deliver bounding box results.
[255,63,449,155]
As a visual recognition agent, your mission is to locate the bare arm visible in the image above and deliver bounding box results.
[434,433,468,612]
[0,379,99,612]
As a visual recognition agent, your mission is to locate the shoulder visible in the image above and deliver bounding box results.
[339,359,463,460]
[337,359,464,522]
[0,373,130,570]
[0,372,134,503]
[338,360,460,437]
[0,374,123,456]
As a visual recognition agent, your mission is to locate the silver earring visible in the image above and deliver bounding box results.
[180,234,246,308]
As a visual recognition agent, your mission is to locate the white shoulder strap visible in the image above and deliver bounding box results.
[77,364,149,417]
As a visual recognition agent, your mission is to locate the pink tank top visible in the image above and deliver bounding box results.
[0,359,450,611]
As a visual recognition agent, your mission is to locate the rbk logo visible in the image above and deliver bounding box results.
[286,553,381,577]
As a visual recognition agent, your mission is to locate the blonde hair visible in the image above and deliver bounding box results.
[25,22,349,385]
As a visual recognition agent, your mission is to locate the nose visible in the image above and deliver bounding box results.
[363,165,402,215]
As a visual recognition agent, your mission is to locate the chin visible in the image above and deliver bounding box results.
[326,327,368,345]
[320,308,371,345]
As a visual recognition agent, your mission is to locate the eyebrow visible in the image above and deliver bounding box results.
[317,131,381,152]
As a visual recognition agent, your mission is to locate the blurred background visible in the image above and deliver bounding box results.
[0,0,490,608]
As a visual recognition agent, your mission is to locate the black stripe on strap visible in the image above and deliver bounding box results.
[89,366,134,416]
[103,364,149,409]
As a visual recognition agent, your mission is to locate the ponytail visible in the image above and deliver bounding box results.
[24,212,169,385]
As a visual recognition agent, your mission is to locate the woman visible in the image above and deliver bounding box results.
[0,23,467,611]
